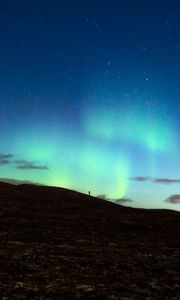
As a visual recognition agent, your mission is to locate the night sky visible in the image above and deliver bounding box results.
[1,0,180,209]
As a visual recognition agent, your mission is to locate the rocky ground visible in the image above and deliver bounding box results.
[0,181,180,299]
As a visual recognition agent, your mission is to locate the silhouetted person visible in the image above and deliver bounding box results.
[88,190,90,196]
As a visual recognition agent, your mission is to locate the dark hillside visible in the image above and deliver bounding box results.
[0,181,180,299]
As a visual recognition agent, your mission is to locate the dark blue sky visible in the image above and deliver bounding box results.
[1,0,180,209]
[1,0,180,98]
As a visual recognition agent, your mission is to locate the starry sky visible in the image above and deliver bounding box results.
[1,0,180,210]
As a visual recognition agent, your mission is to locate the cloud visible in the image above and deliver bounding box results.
[97,194,109,200]
[0,154,14,159]
[129,176,180,185]
[17,163,48,170]
[115,198,133,205]
[97,195,133,205]
[0,178,38,185]
[0,159,10,165]
[165,195,180,204]
[0,155,49,170]
[153,178,180,184]
[15,160,49,170]
[129,176,150,182]
[0,153,14,165]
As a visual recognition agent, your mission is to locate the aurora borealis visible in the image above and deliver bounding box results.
[1,1,180,209]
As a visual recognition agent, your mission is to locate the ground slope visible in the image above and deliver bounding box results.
[0,182,180,299]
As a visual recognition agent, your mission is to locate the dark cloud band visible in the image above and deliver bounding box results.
[17,163,48,170]
[165,195,180,204]
[129,176,180,185]
[153,178,180,184]
[115,198,133,204]
[129,176,150,182]
[97,194,133,204]
[0,153,14,165]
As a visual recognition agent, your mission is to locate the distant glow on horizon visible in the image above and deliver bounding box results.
[0,91,178,210]
[116,159,129,198]
[1,96,178,204]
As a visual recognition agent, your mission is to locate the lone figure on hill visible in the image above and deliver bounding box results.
[88,190,90,196]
